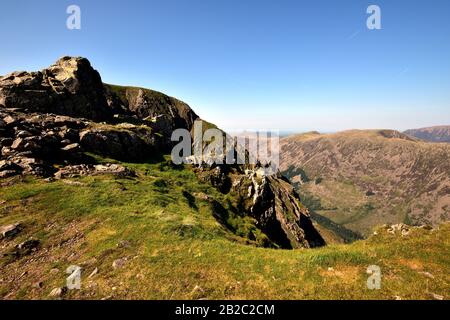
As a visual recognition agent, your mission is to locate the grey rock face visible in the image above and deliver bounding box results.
[79,126,157,162]
[196,164,326,249]
[0,223,22,239]
[0,57,112,121]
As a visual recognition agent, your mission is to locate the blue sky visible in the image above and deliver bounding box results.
[1,0,449,132]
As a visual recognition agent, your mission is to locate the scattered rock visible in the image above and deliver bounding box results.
[4,238,40,260]
[193,192,210,201]
[61,143,81,152]
[0,170,20,178]
[112,258,127,269]
[429,292,444,300]
[11,138,24,150]
[117,240,131,248]
[50,268,59,274]
[88,267,98,278]
[93,164,136,177]
[16,239,40,251]
[191,285,206,299]
[54,163,135,179]
[0,222,22,239]
[378,223,434,237]
[3,115,17,125]
[0,160,23,173]
[60,139,72,146]
[48,287,67,298]
[17,130,32,138]
[386,224,410,236]
[418,271,435,279]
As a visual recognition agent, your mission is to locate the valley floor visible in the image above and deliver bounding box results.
[0,159,449,300]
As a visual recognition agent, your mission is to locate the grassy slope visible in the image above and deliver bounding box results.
[0,158,449,300]
[104,83,169,103]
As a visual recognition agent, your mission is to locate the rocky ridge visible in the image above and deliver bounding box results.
[195,164,325,248]
[0,56,325,249]
[404,126,450,143]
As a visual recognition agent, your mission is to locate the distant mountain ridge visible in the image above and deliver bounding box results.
[280,129,450,236]
[404,126,450,143]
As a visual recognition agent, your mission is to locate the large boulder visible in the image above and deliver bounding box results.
[0,108,92,177]
[0,57,112,121]
[54,163,136,179]
[79,124,160,162]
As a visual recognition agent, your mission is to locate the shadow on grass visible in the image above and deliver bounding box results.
[182,191,198,211]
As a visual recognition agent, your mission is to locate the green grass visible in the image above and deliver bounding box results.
[0,158,449,300]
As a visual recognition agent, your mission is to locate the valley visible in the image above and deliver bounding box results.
[280,130,450,237]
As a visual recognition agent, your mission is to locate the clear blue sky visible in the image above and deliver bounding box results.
[1,0,449,132]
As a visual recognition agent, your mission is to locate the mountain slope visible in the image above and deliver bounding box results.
[0,56,324,250]
[0,58,448,300]
[1,168,448,299]
[280,130,450,236]
[404,126,450,143]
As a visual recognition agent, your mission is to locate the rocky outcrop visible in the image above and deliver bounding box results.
[103,84,199,146]
[79,124,163,162]
[0,108,157,177]
[235,169,325,248]
[104,84,198,131]
[0,109,91,177]
[0,56,202,164]
[0,57,112,121]
[54,163,135,179]
[0,56,199,133]
[196,164,326,249]
[373,223,433,237]
[0,223,22,240]
[0,56,325,250]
